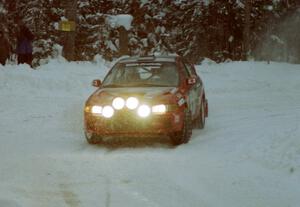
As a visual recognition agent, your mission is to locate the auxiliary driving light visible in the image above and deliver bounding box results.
[152,104,167,114]
[91,106,102,114]
[112,97,125,110]
[102,106,114,118]
[126,97,139,110]
[137,105,151,118]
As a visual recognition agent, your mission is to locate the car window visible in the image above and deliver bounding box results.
[102,62,179,87]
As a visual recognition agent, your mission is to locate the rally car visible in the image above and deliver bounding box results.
[84,55,208,145]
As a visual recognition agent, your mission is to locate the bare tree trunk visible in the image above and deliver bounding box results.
[244,0,251,60]
[63,0,76,61]
[118,26,129,57]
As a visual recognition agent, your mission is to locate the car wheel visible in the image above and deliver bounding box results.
[194,99,206,129]
[84,131,101,144]
[170,109,192,146]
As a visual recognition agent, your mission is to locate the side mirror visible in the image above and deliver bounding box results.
[187,77,197,85]
[92,79,102,87]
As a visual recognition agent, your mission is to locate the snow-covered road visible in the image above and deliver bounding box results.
[0,60,299,207]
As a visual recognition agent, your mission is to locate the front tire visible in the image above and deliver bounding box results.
[170,109,192,146]
[84,131,101,144]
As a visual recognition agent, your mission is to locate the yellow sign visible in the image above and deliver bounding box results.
[59,21,76,32]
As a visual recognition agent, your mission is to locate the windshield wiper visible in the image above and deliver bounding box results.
[102,84,125,88]
[127,83,171,87]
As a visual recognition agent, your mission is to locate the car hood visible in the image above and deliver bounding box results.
[97,86,177,97]
[88,86,178,104]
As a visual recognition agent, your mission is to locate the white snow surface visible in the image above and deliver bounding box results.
[106,14,133,31]
[0,59,300,207]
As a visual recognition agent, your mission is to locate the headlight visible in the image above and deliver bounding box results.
[91,106,102,114]
[102,106,114,118]
[126,97,139,110]
[137,105,151,118]
[152,104,167,114]
[112,97,125,110]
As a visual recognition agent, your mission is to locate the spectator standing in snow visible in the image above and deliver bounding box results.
[16,22,34,66]
[0,30,11,66]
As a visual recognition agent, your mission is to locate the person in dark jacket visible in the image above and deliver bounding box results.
[0,30,11,66]
[16,23,34,66]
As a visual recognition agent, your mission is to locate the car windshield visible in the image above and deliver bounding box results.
[102,62,179,87]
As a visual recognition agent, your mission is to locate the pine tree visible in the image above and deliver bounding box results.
[1,0,299,64]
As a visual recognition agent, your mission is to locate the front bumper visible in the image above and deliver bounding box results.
[84,109,183,136]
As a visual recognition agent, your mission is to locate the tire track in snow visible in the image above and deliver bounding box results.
[104,177,111,207]
[59,183,81,207]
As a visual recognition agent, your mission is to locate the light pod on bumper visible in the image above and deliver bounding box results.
[102,106,114,118]
[91,106,102,114]
[137,105,151,118]
[112,97,125,110]
[152,104,166,114]
[126,97,139,110]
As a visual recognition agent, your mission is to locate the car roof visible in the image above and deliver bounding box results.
[118,55,179,64]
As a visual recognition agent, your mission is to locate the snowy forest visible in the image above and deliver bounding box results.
[0,0,300,66]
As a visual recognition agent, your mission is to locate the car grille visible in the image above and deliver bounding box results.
[104,109,150,131]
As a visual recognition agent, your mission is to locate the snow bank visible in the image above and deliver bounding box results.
[0,59,110,97]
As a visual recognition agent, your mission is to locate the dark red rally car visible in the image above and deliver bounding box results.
[84,55,208,145]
